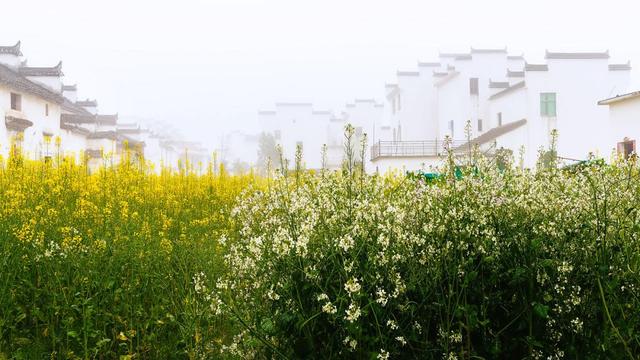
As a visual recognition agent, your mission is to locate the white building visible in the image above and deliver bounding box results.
[598,90,640,158]
[370,48,632,171]
[259,103,333,169]
[0,41,64,160]
[259,99,384,171]
[1,41,204,171]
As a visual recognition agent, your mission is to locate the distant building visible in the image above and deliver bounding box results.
[0,41,204,170]
[598,90,640,158]
[371,48,632,171]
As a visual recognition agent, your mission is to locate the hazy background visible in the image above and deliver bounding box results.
[1,0,639,150]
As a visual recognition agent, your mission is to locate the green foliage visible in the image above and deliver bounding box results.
[217,151,640,359]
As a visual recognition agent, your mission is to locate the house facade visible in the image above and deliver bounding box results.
[0,41,205,170]
[370,48,632,171]
[598,90,640,158]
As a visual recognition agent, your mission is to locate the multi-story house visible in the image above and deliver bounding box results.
[370,48,632,171]
[0,42,65,160]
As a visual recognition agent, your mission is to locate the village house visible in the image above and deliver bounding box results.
[370,48,632,171]
[259,103,333,169]
[0,41,203,171]
[598,90,640,158]
[0,42,65,160]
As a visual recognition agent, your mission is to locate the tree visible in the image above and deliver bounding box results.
[256,132,280,173]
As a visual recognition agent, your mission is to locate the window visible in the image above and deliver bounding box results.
[497,112,503,126]
[477,119,483,132]
[448,120,454,137]
[397,125,402,141]
[391,98,396,114]
[355,126,363,137]
[274,130,281,140]
[393,128,397,141]
[10,93,21,111]
[470,78,479,95]
[617,138,636,158]
[540,93,557,117]
[397,93,402,111]
[45,103,49,116]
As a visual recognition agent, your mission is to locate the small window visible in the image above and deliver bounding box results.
[397,125,402,141]
[392,98,397,114]
[45,103,49,116]
[397,93,402,111]
[274,130,281,140]
[497,112,503,126]
[449,120,455,137]
[470,78,479,95]
[10,93,21,111]
[477,119,483,132]
[355,126,363,137]
[540,93,557,117]
[617,138,636,158]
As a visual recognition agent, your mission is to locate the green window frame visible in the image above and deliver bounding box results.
[540,93,557,117]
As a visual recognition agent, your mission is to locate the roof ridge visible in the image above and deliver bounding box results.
[0,41,22,56]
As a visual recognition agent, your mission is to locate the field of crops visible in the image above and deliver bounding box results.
[1,145,640,359]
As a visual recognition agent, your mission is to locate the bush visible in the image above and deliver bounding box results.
[216,151,640,359]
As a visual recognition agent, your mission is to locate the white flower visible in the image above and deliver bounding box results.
[322,302,337,314]
[376,288,388,306]
[338,235,354,251]
[317,293,329,302]
[345,302,361,322]
[395,336,406,346]
[343,336,357,351]
[344,277,361,294]
[386,319,398,330]
[377,349,390,360]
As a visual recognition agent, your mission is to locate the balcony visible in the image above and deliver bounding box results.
[370,140,467,160]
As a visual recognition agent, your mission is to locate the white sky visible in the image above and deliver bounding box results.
[2,0,639,150]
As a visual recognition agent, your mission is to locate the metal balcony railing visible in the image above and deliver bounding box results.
[370,140,468,160]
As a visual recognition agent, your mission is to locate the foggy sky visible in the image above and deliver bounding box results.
[2,0,639,151]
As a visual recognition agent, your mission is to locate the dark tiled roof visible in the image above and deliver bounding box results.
[0,64,64,104]
[397,71,420,76]
[19,61,64,77]
[545,50,610,59]
[76,99,98,107]
[62,98,92,115]
[507,69,525,77]
[525,63,548,71]
[62,84,77,91]
[598,91,640,105]
[455,54,472,60]
[5,115,33,131]
[471,47,507,54]
[433,71,448,77]
[507,55,524,60]
[439,52,469,58]
[417,62,440,67]
[61,113,96,124]
[275,102,312,107]
[117,128,142,135]
[258,110,276,115]
[489,81,526,100]
[609,62,631,71]
[489,80,509,89]
[88,131,118,140]
[60,121,91,135]
[457,119,527,149]
[0,41,22,56]
[61,113,117,125]
[96,114,118,125]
